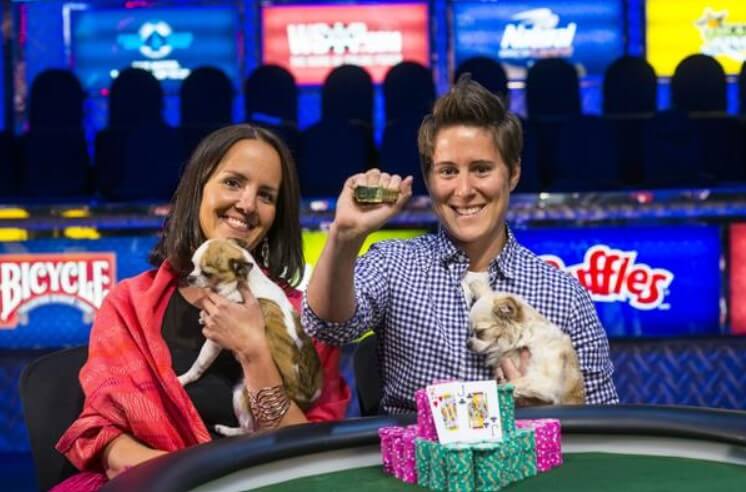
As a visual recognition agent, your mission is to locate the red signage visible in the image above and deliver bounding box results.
[0,253,116,329]
[262,3,430,84]
[730,224,746,334]
[541,245,674,310]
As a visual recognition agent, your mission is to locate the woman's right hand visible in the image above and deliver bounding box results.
[332,169,413,244]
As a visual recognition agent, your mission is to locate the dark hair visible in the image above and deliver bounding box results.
[150,124,305,286]
[417,74,523,179]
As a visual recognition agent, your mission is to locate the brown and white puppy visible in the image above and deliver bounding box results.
[467,280,585,405]
[180,238,323,435]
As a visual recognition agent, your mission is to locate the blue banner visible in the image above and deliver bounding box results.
[70,6,241,93]
[0,236,157,348]
[452,0,625,78]
[515,225,723,338]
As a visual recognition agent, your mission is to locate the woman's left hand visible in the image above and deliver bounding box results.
[199,283,270,362]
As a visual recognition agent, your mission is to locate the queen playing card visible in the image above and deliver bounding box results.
[426,380,503,444]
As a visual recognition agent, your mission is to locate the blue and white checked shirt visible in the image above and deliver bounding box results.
[303,226,619,414]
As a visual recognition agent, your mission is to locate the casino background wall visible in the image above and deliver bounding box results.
[1,0,746,466]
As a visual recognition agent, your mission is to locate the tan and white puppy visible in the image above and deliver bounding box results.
[467,280,585,405]
[180,238,323,435]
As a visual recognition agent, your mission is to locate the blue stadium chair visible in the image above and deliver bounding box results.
[95,68,184,201]
[322,65,374,127]
[244,65,299,154]
[20,346,88,491]
[692,115,746,184]
[514,117,541,194]
[298,119,372,199]
[642,110,711,188]
[380,62,435,195]
[603,56,657,116]
[19,70,91,199]
[525,58,581,119]
[0,132,19,197]
[671,54,727,114]
[602,56,658,187]
[297,66,376,198]
[523,59,587,191]
[454,56,509,104]
[180,67,234,157]
[551,116,621,192]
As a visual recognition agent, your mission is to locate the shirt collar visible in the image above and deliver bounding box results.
[434,225,518,280]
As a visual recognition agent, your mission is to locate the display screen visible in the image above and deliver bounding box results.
[452,0,625,79]
[516,225,722,338]
[69,6,241,93]
[646,0,746,76]
[729,223,746,334]
[262,2,430,85]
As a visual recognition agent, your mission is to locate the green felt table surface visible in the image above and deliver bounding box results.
[252,452,746,492]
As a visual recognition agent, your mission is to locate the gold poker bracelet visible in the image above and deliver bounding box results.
[353,185,400,204]
[246,384,290,429]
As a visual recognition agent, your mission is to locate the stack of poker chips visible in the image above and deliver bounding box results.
[516,419,562,472]
[496,384,516,437]
[415,388,438,441]
[378,424,419,483]
[379,383,559,490]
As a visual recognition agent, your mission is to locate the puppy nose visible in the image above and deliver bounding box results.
[187,275,197,285]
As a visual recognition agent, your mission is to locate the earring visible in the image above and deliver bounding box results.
[261,237,270,267]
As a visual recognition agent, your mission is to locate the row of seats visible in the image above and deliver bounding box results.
[1,54,745,201]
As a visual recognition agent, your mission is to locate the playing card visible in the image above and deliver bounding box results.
[426,380,503,444]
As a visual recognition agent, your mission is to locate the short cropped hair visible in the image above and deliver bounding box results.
[417,74,523,179]
[150,124,304,287]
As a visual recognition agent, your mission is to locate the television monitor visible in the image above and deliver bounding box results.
[68,5,241,94]
[646,0,746,76]
[451,0,625,80]
[261,2,430,85]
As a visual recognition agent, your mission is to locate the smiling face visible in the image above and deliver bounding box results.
[198,139,282,249]
[427,125,520,266]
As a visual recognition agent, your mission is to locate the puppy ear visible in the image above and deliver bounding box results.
[229,258,253,280]
[493,296,523,321]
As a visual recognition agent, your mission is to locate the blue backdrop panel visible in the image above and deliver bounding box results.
[70,5,241,95]
[451,0,625,78]
[515,225,722,338]
[0,236,157,349]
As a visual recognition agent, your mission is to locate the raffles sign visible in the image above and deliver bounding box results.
[0,253,116,329]
[262,3,430,84]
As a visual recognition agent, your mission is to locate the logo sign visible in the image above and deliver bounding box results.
[540,245,674,310]
[452,0,624,79]
[69,7,240,92]
[499,8,577,60]
[696,8,746,62]
[262,3,430,84]
[117,21,194,60]
[516,225,721,338]
[0,253,116,329]
[647,0,746,76]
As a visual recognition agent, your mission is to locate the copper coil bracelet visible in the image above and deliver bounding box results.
[246,384,290,429]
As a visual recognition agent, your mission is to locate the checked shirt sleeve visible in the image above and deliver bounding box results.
[566,287,620,404]
[303,245,390,345]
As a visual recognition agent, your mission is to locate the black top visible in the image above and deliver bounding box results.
[161,289,243,438]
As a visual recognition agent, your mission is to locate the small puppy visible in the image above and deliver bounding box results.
[179,238,323,435]
[467,280,585,405]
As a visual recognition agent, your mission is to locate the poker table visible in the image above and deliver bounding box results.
[101,405,746,492]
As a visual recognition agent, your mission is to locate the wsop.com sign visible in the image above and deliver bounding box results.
[0,253,116,329]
